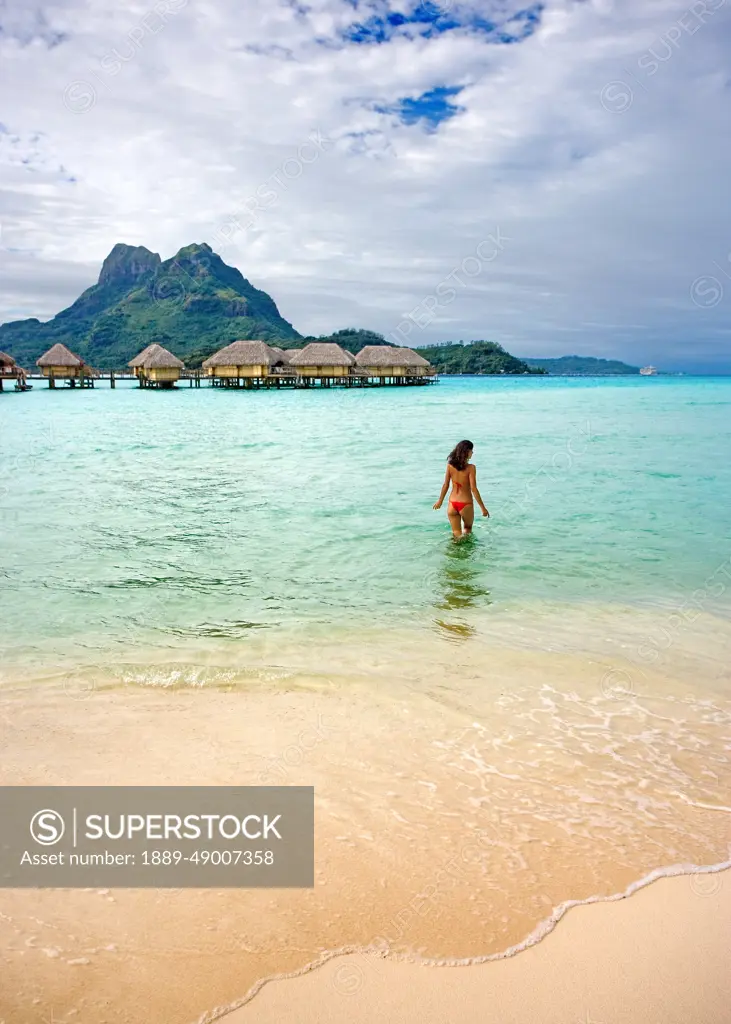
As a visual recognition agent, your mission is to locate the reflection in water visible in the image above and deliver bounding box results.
[432,538,491,641]
[433,619,477,640]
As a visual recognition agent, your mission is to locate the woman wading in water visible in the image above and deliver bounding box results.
[433,439,489,540]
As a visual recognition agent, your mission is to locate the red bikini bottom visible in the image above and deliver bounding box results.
[450,501,472,513]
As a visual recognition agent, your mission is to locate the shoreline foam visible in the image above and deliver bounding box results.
[217,867,731,1024]
[198,859,731,1023]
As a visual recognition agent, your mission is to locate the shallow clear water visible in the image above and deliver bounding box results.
[1,375,731,673]
[2,375,731,1024]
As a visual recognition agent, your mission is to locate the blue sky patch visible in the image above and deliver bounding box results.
[338,1,543,45]
[377,85,464,131]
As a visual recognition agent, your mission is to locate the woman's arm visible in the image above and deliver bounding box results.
[433,466,451,509]
[470,465,489,517]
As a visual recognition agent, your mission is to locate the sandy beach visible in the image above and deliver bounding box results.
[1,623,729,1024]
[224,869,731,1024]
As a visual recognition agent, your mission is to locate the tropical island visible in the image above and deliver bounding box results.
[0,242,652,377]
[413,341,544,376]
[413,347,647,376]
[0,243,299,370]
[525,355,642,375]
[0,242,537,375]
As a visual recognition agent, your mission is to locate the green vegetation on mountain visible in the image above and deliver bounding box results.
[0,242,300,369]
[526,355,640,375]
[2,244,628,379]
[414,341,545,375]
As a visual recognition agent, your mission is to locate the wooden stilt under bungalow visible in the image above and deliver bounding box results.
[135,345,185,388]
[356,344,435,384]
[36,343,94,388]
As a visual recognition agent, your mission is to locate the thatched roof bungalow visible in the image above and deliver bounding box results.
[128,343,164,375]
[268,346,289,365]
[289,342,353,378]
[0,350,18,390]
[36,343,89,379]
[400,348,433,373]
[266,346,299,377]
[202,340,274,379]
[356,345,433,378]
[137,345,184,386]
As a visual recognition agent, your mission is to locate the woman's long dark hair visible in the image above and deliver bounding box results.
[448,439,474,471]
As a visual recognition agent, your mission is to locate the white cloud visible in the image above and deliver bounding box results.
[0,0,730,369]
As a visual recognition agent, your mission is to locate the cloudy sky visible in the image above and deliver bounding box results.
[1,0,730,371]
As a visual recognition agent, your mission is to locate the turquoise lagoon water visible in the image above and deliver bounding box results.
[3,374,731,1024]
[1,374,730,678]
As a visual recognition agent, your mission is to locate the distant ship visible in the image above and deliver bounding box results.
[639,366,658,376]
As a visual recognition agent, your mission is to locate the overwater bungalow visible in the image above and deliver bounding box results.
[289,342,354,380]
[136,345,185,388]
[202,339,275,384]
[400,348,433,377]
[0,351,17,391]
[0,351,30,391]
[128,343,164,378]
[268,346,290,364]
[356,345,434,382]
[268,346,300,383]
[36,343,93,387]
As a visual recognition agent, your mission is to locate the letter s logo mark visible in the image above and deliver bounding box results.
[30,809,66,846]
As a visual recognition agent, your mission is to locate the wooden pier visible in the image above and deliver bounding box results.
[207,369,436,389]
[47,370,96,388]
[6,341,438,393]
[17,369,436,389]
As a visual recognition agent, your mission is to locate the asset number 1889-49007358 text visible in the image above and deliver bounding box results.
[141,850,275,866]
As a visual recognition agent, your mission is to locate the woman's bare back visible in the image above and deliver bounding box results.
[448,464,473,503]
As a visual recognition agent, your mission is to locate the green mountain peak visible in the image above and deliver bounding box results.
[0,242,300,369]
[98,243,161,286]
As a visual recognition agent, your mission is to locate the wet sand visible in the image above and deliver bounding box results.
[225,870,731,1024]
[1,626,729,1024]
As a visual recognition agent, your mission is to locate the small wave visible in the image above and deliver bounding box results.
[193,859,731,1024]
[94,663,296,690]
